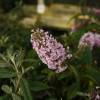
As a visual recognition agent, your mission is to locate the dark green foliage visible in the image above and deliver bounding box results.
[30,81,49,92]
[21,78,33,100]
[77,47,92,65]
[0,68,16,78]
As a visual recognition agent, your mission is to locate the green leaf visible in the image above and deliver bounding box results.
[67,83,79,100]
[0,96,8,100]
[30,81,49,92]
[0,61,10,68]
[84,67,100,84]
[11,93,21,100]
[58,73,68,80]
[69,29,86,48]
[0,68,16,78]
[1,85,12,94]
[69,65,80,84]
[79,47,92,64]
[20,78,33,100]
[77,92,89,97]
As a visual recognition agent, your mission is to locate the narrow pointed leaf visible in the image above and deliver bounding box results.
[21,78,33,100]
[0,68,16,78]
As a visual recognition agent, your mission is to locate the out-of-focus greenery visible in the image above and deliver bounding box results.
[0,1,100,100]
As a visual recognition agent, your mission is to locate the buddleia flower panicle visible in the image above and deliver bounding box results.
[78,32,95,49]
[30,29,72,73]
[95,33,100,47]
[78,32,100,49]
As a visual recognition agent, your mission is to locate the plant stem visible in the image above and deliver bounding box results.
[15,74,22,92]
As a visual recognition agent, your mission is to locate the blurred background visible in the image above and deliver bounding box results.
[0,0,100,31]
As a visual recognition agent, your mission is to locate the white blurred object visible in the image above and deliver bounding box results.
[37,0,46,14]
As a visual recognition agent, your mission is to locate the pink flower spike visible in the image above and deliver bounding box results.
[78,31,100,49]
[78,32,95,49]
[94,33,100,47]
[30,29,72,73]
